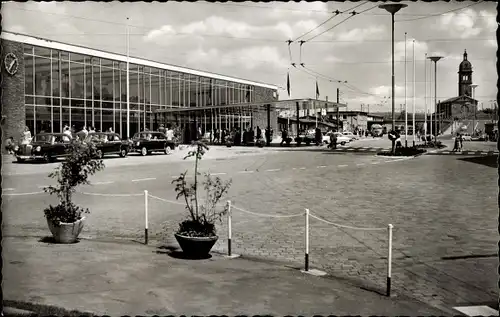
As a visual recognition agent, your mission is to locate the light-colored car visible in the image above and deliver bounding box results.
[342,131,359,141]
[461,133,472,141]
[323,132,350,145]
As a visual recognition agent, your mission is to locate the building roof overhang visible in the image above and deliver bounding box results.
[1,31,278,90]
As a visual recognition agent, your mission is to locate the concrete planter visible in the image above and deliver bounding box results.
[46,217,85,244]
[174,233,218,258]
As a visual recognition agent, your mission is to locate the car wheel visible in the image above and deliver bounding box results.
[341,141,346,146]
[16,157,25,163]
[119,148,128,157]
[141,147,148,156]
[96,150,103,159]
[165,145,172,155]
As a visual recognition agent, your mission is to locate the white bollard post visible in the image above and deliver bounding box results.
[144,190,149,245]
[387,223,393,296]
[227,200,232,256]
[305,208,310,271]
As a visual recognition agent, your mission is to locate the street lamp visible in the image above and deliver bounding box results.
[379,3,408,154]
[470,84,478,135]
[428,56,443,143]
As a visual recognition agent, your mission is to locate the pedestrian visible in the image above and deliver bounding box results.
[158,124,166,134]
[280,129,288,146]
[166,125,174,142]
[395,130,402,149]
[458,133,463,151]
[256,126,262,140]
[329,131,337,149]
[5,136,15,154]
[453,134,461,152]
[21,126,32,145]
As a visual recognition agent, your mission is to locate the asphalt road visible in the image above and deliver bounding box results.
[2,146,497,314]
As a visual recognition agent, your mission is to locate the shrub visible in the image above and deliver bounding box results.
[172,141,232,237]
[43,140,105,226]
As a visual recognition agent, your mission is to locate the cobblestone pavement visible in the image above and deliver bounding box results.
[2,150,497,315]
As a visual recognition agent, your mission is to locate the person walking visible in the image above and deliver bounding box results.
[453,133,461,152]
[280,129,288,146]
[21,126,32,145]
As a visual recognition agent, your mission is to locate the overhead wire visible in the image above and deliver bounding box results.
[395,0,486,22]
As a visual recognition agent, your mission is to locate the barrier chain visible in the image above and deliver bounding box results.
[306,209,393,297]
[231,205,305,218]
[227,200,232,257]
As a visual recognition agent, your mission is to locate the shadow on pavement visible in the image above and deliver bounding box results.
[38,236,81,244]
[458,156,498,168]
[155,245,213,260]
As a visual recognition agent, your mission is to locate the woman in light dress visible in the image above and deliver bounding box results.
[21,127,32,145]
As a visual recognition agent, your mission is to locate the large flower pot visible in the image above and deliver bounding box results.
[174,233,218,258]
[46,217,85,244]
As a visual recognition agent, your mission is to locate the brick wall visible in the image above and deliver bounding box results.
[252,86,278,134]
[1,39,25,152]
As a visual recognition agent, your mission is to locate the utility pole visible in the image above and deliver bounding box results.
[337,88,340,132]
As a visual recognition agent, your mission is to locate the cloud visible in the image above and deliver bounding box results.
[479,10,497,32]
[185,47,219,66]
[438,9,481,39]
[335,25,386,43]
[370,85,404,96]
[487,39,497,48]
[269,2,329,19]
[145,25,176,41]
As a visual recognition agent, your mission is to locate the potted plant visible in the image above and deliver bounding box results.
[225,134,233,147]
[172,141,232,258]
[43,140,105,243]
[256,138,266,148]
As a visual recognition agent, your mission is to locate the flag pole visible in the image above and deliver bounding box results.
[412,39,416,147]
[424,52,427,142]
[404,32,408,147]
[126,17,130,139]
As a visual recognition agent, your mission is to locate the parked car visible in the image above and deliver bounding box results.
[14,133,72,163]
[323,131,350,146]
[85,132,130,158]
[130,131,176,156]
[342,131,358,141]
[461,133,472,141]
[295,129,318,145]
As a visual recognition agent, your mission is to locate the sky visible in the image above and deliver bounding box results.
[3,1,498,113]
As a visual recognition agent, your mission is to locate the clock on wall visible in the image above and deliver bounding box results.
[4,52,19,76]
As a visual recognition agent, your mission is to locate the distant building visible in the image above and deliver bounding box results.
[326,110,384,132]
[437,50,478,120]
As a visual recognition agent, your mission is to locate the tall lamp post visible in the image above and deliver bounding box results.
[428,55,443,143]
[379,3,408,154]
[470,84,478,135]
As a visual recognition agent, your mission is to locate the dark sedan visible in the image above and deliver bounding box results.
[14,133,72,162]
[130,131,176,156]
[85,132,130,158]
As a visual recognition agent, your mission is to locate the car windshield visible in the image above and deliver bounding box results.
[34,135,54,143]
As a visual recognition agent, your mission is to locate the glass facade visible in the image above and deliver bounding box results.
[24,44,262,138]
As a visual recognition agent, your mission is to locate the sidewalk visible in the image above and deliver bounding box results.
[3,236,448,316]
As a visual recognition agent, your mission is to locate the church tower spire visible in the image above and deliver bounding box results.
[458,49,473,96]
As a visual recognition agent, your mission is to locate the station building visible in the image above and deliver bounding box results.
[1,31,279,146]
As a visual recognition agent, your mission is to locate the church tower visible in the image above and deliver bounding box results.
[458,49,473,97]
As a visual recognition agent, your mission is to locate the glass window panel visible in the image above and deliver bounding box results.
[34,56,51,96]
[53,107,61,133]
[93,64,101,100]
[151,74,159,104]
[171,72,179,106]
[93,109,102,132]
[61,52,70,61]
[70,53,85,63]
[71,99,85,108]
[34,46,51,58]
[71,108,85,131]
[91,57,100,66]
[61,107,70,128]
[85,63,92,99]
[144,73,150,104]
[102,101,113,110]
[85,108,93,129]
[138,72,143,102]
[25,96,34,105]
[101,67,113,101]
[24,44,33,55]
[221,82,227,105]
[102,109,113,132]
[35,96,51,106]
[100,58,113,67]
[61,59,70,98]
[114,104,121,136]
[25,55,34,95]
[70,62,84,99]
[121,69,127,102]
[26,106,35,135]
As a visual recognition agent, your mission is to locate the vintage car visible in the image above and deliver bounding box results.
[85,132,130,158]
[14,133,72,162]
[130,131,176,156]
[322,131,350,146]
[342,131,359,141]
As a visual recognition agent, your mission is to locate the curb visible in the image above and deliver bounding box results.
[3,307,36,316]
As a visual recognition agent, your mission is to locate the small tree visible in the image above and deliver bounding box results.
[172,141,232,237]
[44,140,105,226]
